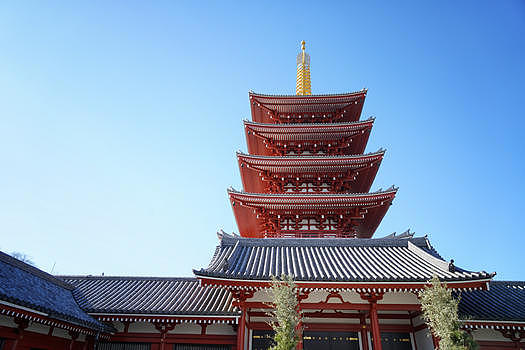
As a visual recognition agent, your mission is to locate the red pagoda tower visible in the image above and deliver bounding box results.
[229,42,396,239]
[194,42,493,350]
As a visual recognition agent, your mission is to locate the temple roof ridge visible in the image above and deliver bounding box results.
[249,89,367,98]
[0,250,74,290]
[227,186,397,197]
[381,229,415,239]
[214,233,430,248]
[59,275,197,282]
[0,250,111,332]
[243,117,375,128]
[236,148,385,160]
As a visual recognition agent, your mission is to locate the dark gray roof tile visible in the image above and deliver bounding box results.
[0,251,108,331]
[61,276,236,316]
[459,281,525,322]
[194,236,493,283]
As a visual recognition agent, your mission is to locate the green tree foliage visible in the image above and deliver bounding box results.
[419,275,478,350]
[267,274,302,350]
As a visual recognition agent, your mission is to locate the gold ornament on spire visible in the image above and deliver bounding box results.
[296,40,311,95]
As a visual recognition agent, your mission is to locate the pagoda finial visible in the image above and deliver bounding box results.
[296,40,311,95]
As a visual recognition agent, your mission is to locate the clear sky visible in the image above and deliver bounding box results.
[1,1,524,280]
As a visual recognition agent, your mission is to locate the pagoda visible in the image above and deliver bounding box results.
[195,42,494,350]
[229,42,395,239]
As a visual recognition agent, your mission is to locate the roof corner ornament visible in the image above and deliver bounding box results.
[448,259,456,273]
[296,40,312,96]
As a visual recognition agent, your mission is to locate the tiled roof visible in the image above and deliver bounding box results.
[249,91,366,114]
[249,91,366,98]
[194,235,493,284]
[244,119,374,141]
[227,187,397,206]
[0,251,108,331]
[61,276,236,316]
[228,188,397,238]
[459,281,525,322]
[237,150,385,172]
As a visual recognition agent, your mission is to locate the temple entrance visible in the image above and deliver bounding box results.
[371,332,413,350]
[252,330,275,350]
[381,332,412,350]
[303,331,360,350]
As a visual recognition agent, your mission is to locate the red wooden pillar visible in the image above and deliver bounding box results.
[10,318,29,350]
[69,331,79,350]
[369,301,381,350]
[232,289,254,350]
[155,323,177,350]
[237,306,246,350]
[359,314,369,350]
[296,319,303,350]
[296,290,309,350]
[360,292,383,350]
[82,335,93,350]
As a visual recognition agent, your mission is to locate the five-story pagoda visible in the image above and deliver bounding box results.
[230,41,396,239]
[195,42,493,350]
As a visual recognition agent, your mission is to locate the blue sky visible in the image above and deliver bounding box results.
[0,1,523,279]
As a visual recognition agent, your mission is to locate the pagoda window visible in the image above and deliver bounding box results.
[283,182,331,193]
[283,183,295,193]
[280,218,294,231]
[319,183,330,192]
[299,218,320,230]
[280,217,320,231]
[322,218,338,231]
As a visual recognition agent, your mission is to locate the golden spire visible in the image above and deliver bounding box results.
[296,40,311,95]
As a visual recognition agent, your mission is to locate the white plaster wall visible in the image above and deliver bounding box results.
[169,323,201,334]
[301,290,329,303]
[249,289,374,305]
[339,291,366,303]
[128,321,158,333]
[26,322,50,335]
[302,317,360,324]
[52,327,72,339]
[0,314,16,327]
[111,321,125,333]
[379,292,419,305]
[249,289,272,302]
[376,319,410,325]
[0,314,90,341]
[206,323,236,335]
[472,328,509,342]
[250,316,271,324]
[414,328,434,350]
